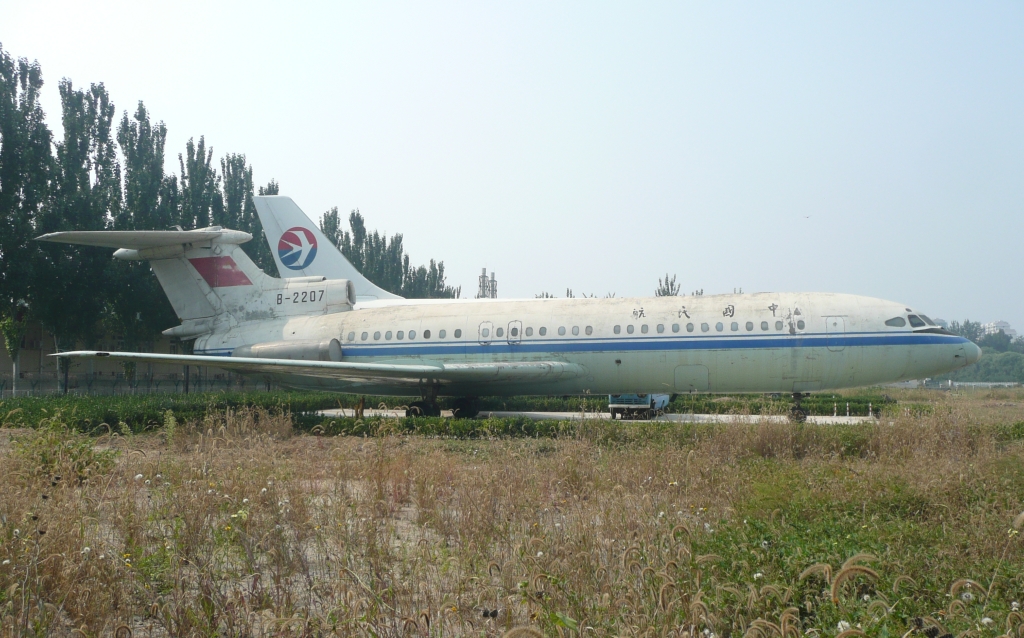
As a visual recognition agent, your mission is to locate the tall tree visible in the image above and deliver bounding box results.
[222,153,277,276]
[949,320,983,343]
[258,179,279,196]
[0,46,52,391]
[106,102,177,370]
[177,136,221,229]
[33,81,121,386]
[321,207,459,298]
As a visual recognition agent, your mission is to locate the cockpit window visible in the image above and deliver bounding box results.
[918,315,936,326]
[885,317,906,327]
[907,315,926,328]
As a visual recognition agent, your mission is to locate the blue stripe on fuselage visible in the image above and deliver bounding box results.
[194,332,968,358]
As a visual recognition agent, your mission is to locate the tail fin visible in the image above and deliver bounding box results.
[36,227,356,338]
[253,195,402,302]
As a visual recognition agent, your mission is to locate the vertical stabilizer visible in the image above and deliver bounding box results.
[253,196,402,302]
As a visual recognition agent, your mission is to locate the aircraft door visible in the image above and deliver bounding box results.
[507,320,523,345]
[826,316,846,352]
[478,321,493,345]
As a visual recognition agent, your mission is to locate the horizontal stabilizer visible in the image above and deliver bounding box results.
[55,351,584,386]
[36,228,251,250]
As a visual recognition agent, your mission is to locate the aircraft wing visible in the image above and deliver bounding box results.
[56,351,584,385]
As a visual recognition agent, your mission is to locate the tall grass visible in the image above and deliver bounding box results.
[0,393,1022,636]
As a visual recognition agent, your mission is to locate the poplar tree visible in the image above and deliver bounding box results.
[321,207,459,298]
[177,136,221,229]
[222,153,277,276]
[0,45,51,390]
[33,81,121,388]
[105,102,177,368]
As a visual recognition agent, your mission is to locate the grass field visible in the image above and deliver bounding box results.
[1,389,1023,637]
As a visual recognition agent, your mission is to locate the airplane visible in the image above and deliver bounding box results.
[37,202,981,418]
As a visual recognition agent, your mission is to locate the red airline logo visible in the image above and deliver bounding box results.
[189,256,253,288]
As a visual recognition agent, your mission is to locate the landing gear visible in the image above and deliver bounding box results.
[789,392,808,423]
[406,383,442,418]
[406,401,441,418]
[451,397,479,419]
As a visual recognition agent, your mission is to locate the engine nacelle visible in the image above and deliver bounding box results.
[232,338,342,362]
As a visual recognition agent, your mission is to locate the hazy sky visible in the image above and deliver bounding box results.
[2,1,1022,328]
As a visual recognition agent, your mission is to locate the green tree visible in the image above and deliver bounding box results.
[221,153,277,276]
[656,273,680,296]
[33,81,121,389]
[107,101,177,387]
[949,320,983,343]
[258,179,279,196]
[0,46,52,391]
[177,136,221,229]
[321,207,459,298]
[978,330,1012,353]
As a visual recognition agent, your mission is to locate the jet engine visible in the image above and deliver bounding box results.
[232,338,342,362]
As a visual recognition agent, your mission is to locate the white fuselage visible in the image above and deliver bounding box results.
[192,292,978,397]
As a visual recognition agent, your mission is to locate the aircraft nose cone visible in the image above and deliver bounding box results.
[965,342,982,365]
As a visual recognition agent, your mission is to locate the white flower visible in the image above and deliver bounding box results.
[961,592,974,602]
[658,512,665,518]
[537,551,544,557]
[144,480,151,485]
[81,547,91,555]
[837,621,851,632]
[13,529,20,537]
[1013,601,1021,611]
[134,474,143,481]
[98,554,105,559]
[207,489,214,494]
[2,560,9,565]
[261,488,267,494]
[981,618,994,627]
[155,474,162,479]
[753,572,763,580]
[862,594,871,602]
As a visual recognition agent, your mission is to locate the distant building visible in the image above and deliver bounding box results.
[476,268,497,299]
[982,320,1017,338]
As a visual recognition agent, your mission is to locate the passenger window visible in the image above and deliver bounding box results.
[775,321,783,330]
[409,330,416,339]
[797,320,806,330]
[716,322,724,332]
[347,332,355,341]
[496,327,504,337]
[454,329,462,338]
[657,324,665,333]
[908,315,925,328]
[572,326,579,336]
[585,326,593,335]
[397,330,404,340]
[641,324,649,334]
[614,325,621,334]
[627,325,635,334]
[672,324,680,333]
[373,331,381,340]
[885,317,906,327]
[540,327,547,336]
[745,322,753,331]
[423,329,431,339]
[361,332,369,341]
[526,327,533,336]
[731,322,739,331]
[687,323,694,332]
[760,321,768,331]
[701,323,709,332]
[385,331,393,340]
[439,329,446,338]
[482,328,490,337]
[558,326,566,336]
[510,327,519,337]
